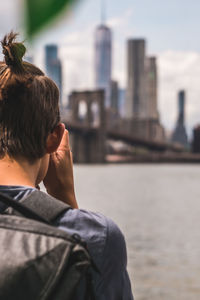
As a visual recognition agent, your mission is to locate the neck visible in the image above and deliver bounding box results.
[0,155,40,187]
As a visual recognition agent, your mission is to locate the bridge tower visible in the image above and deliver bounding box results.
[69,90,106,163]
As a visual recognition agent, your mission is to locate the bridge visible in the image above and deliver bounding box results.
[62,90,183,163]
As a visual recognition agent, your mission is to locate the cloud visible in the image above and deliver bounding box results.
[58,26,95,98]
[107,8,133,28]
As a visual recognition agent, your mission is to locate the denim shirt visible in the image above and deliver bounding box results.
[0,186,134,300]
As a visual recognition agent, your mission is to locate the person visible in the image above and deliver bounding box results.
[0,32,134,300]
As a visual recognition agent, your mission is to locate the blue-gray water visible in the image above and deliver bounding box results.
[73,164,200,300]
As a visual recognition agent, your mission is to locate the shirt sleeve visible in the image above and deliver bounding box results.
[97,217,134,300]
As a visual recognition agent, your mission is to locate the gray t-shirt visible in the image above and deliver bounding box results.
[0,185,134,300]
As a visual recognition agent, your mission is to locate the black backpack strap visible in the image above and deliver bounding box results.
[19,190,71,223]
[0,192,51,224]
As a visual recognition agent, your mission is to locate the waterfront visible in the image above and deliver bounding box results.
[74,164,200,300]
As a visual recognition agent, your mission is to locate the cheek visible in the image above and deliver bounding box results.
[36,155,50,185]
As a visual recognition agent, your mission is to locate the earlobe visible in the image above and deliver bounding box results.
[46,123,65,153]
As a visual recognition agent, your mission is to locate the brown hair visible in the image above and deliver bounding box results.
[0,32,60,162]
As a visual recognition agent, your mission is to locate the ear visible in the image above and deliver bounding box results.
[46,123,65,153]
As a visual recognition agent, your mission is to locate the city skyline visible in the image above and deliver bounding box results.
[0,0,200,137]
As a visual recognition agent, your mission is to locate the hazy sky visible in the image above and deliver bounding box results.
[0,0,200,137]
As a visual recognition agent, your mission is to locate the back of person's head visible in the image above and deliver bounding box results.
[0,32,60,162]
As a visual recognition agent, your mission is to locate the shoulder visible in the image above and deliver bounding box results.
[56,209,133,299]
[56,208,126,265]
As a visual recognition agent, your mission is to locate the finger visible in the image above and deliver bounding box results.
[58,129,71,151]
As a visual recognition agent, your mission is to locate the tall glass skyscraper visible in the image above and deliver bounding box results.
[171,90,188,148]
[45,45,62,107]
[94,23,112,107]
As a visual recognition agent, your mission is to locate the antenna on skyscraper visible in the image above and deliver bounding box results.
[101,0,106,24]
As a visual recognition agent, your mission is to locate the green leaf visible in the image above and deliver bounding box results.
[25,0,79,38]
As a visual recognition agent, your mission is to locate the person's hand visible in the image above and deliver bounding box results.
[43,128,78,209]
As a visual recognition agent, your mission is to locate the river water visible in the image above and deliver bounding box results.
[73,164,200,300]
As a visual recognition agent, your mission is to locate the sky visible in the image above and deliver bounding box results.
[0,0,200,138]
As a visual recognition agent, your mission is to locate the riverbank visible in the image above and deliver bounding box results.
[106,153,200,164]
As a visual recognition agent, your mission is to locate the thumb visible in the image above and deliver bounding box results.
[58,128,71,151]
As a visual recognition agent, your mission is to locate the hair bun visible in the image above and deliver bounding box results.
[1,31,26,70]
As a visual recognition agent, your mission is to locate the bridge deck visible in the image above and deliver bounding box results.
[63,121,183,152]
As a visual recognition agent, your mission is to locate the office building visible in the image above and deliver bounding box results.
[146,56,159,120]
[94,23,112,107]
[118,88,126,117]
[192,125,200,153]
[45,45,62,107]
[125,39,146,119]
[110,80,119,112]
[171,90,188,147]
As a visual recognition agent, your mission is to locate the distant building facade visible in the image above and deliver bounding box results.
[171,90,188,148]
[146,57,159,121]
[118,88,126,117]
[94,24,112,107]
[125,39,146,119]
[123,39,164,142]
[45,45,62,107]
[192,125,200,153]
[110,80,119,113]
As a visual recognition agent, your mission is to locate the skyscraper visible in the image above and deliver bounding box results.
[192,125,200,153]
[110,80,119,112]
[171,90,188,147]
[125,39,146,119]
[94,1,112,107]
[146,56,159,120]
[45,45,62,107]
